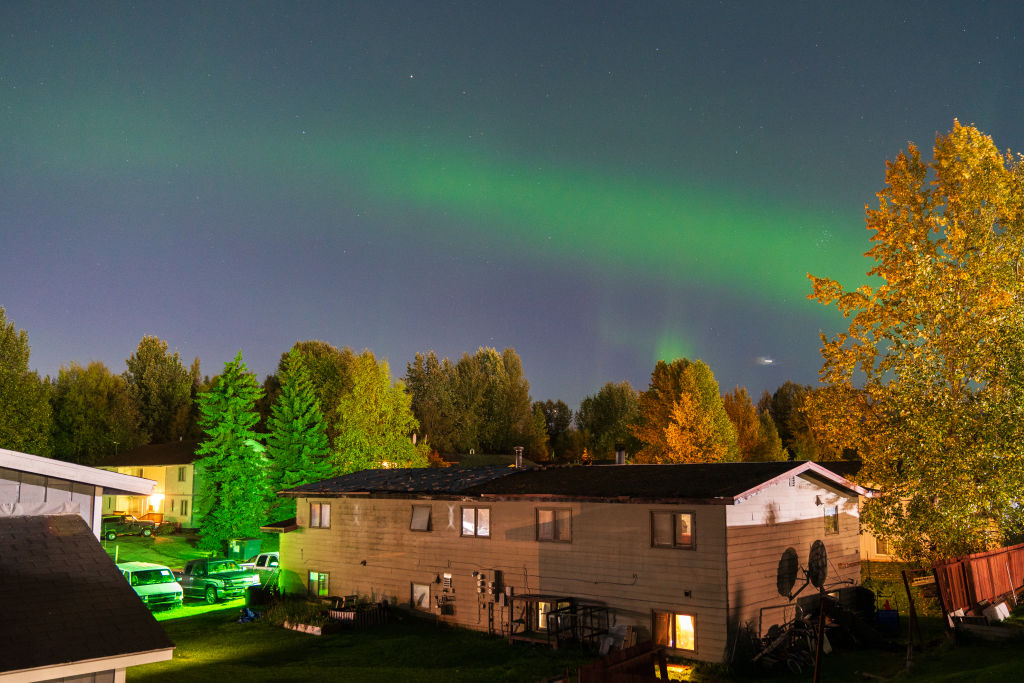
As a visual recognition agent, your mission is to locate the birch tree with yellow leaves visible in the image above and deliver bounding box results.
[808,122,1024,560]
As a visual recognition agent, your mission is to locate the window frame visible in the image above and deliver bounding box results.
[309,501,331,529]
[180,499,188,517]
[308,570,329,598]
[177,466,186,482]
[411,582,431,611]
[410,504,432,532]
[824,505,839,535]
[652,609,697,652]
[460,506,491,538]
[536,507,572,543]
[650,510,696,550]
[875,536,891,556]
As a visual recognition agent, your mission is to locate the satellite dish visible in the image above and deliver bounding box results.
[808,540,828,589]
[777,547,799,597]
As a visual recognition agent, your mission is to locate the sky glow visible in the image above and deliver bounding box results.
[2,2,1021,406]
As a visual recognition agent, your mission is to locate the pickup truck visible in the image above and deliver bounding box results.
[241,552,280,583]
[101,514,159,540]
[179,558,261,604]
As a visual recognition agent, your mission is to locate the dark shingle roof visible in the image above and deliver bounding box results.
[279,465,516,497]
[279,461,858,503]
[463,461,811,501]
[0,515,174,674]
[103,439,201,467]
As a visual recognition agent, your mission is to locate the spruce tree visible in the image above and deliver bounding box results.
[194,352,268,553]
[266,349,330,521]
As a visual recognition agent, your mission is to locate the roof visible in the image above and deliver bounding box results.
[279,461,869,503]
[279,465,517,497]
[0,447,157,496]
[102,439,202,467]
[0,515,174,677]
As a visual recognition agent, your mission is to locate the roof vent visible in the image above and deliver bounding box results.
[615,444,626,465]
[513,446,524,469]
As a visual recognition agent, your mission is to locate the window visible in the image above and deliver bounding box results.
[653,610,696,651]
[411,583,430,610]
[170,499,175,512]
[824,505,839,535]
[410,505,432,531]
[875,536,891,556]
[178,466,186,482]
[461,506,490,537]
[180,499,189,517]
[537,600,571,630]
[651,511,695,549]
[310,502,331,528]
[537,508,571,542]
[308,571,329,597]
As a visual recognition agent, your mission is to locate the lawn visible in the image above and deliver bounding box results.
[129,608,593,682]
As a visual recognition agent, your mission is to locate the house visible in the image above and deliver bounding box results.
[101,439,201,527]
[0,514,174,682]
[276,460,869,663]
[0,447,157,538]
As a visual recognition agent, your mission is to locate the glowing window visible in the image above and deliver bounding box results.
[651,511,695,549]
[308,571,329,597]
[537,508,571,542]
[653,610,696,651]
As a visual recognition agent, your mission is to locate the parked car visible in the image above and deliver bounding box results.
[179,557,261,604]
[117,561,183,610]
[241,552,279,583]
[101,514,159,540]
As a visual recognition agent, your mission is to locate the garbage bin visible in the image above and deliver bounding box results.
[246,585,268,607]
[228,537,262,561]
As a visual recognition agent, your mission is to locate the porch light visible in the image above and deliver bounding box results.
[148,493,165,511]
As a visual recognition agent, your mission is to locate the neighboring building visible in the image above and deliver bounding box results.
[0,447,156,538]
[817,461,893,561]
[102,440,201,527]
[0,514,174,682]
[277,461,868,663]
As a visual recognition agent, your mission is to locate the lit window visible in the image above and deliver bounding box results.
[824,505,839,535]
[410,505,432,532]
[308,571,329,597]
[537,600,571,630]
[653,610,696,651]
[310,502,331,528]
[651,511,695,549]
[411,583,430,610]
[461,507,490,537]
[537,508,571,542]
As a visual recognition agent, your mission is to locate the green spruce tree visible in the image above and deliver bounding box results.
[194,352,268,553]
[265,349,331,521]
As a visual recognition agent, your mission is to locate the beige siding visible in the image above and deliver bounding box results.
[726,474,861,638]
[282,497,732,662]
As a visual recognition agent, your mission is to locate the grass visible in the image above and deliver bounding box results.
[129,608,593,682]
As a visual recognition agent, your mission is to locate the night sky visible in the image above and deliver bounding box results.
[3,2,1022,407]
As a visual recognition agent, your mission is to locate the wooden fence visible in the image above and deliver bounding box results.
[932,542,1024,613]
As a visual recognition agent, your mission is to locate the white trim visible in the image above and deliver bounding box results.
[732,461,874,503]
[0,647,173,682]
[0,448,156,495]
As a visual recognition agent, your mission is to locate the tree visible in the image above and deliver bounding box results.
[663,392,727,463]
[405,351,459,455]
[577,382,640,460]
[332,353,428,474]
[50,361,146,465]
[536,399,573,461]
[194,352,268,553]
[631,359,738,463]
[723,386,786,462]
[284,341,358,446]
[124,336,195,443]
[0,308,52,456]
[759,382,821,460]
[809,121,1024,560]
[265,349,331,521]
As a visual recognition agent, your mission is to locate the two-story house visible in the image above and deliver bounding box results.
[102,439,201,527]
[275,460,868,663]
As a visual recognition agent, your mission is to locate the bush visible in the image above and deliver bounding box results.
[265,596,328,628]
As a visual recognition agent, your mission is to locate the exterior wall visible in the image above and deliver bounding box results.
[725,474,861,639]
[0,466,98,531]
[102,465,197,526]
[280,496,732,663]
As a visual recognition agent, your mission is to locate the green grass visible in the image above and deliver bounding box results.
[129,608,593,682]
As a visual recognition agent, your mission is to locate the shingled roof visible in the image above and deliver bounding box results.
[102,439,201,467]
[0,515,174,677]
[279,461,866,503]
[278,465,516,497]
